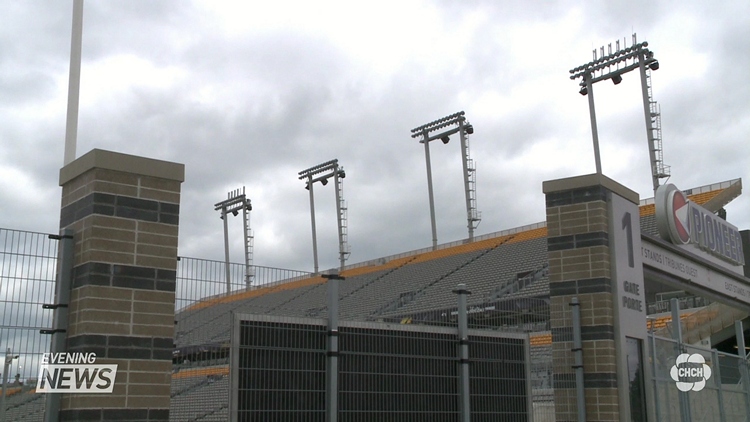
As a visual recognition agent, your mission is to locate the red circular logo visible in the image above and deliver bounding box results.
[669,190,691,244]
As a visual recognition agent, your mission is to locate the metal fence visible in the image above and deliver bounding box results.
[650,333,750,422]
[175,256,312,310]
[0,228,59,422]
[1,227,553,421]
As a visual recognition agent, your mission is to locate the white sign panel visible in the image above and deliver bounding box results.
[641,240,750,306]
[610,194,648,336]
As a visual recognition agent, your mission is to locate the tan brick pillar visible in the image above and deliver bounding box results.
[544,174,651,422]
[57,149,184,421]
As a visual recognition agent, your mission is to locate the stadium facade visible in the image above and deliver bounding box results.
[2,149,750,421]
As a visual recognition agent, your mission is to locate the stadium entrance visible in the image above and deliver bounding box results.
[545,174,750,422]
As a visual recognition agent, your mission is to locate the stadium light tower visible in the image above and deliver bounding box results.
[214,187,254,293]
[411,111,480,250]
[299,159,350,273]
[570,34,669,192]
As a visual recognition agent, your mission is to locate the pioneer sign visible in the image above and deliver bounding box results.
[655,184,745,267]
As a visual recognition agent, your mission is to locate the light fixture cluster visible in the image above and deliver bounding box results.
[298,159,345,190]
[570,40,659,95]
[410,111,474,144]
[214,188,252,219]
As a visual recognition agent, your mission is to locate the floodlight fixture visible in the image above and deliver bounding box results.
[215,187,254,292]
[299,159,350,273]
[569,34,667,191]
[411,111,481,249]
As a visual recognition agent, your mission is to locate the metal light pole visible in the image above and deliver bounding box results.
[299,160,349,273]
[411,112,480,249]
[569,34,666,191]
[307,175,319,274]
[64,0,84,165]
[214,187,253,293]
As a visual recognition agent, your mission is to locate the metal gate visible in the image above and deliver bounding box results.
[649,304,750,422]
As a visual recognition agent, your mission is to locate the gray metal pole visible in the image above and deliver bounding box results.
[570,297,585,422]
[222,206,231,294]
[638,52,660,193]
[712,349,727,422]
[458,119,474,242]
[308,176,319,274]
[333,168,345,271]
[422,130,438,250]
[671,298,691,422]
[454,284,471,422]
[325,275,341,422]
[43,228,74,422]
[584,73,602,175]
[734,321,750,419]
[648,318,661,420]
[64,0,84,165]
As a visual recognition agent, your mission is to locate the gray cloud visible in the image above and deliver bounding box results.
[1,0,748,276]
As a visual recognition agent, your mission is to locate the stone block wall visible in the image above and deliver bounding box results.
[57,149,184,421]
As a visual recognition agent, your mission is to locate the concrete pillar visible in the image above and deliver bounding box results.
[544,173,649,422]
[57,149,184,421]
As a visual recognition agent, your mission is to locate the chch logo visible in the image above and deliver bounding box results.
[670,353,711,392]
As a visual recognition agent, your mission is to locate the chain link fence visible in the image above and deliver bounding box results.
[650,331,750,422]
[0,228,59,421]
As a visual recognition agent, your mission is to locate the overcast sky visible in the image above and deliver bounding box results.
[2,0,748,273]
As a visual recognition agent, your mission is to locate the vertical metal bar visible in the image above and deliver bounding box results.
[422,130,438,250]
[242,196,250,289]
[44,228,74,422]
[333,168,344,271]
[712,349,727,422]
[648,320,661,420]
[64,0,84,165]
[671,298,691,422]
[458,119,473,242]
[584,73,602,175]
[637,51,660,193]
[734,321,750,419]
[308,176,319,274]
[229,312,240,422]
[570,297,585,422]
[1,348,11,422]
[454,284,471,422]
[222,206,231,293]
[325,276,340,422]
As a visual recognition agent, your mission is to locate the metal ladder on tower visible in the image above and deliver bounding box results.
[337,176,351,265]
[646,68,671,181]
[464,138,481,230]
[244,201,255,287]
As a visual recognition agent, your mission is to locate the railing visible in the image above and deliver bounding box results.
[347,221,548,270]
[175,256,311,310]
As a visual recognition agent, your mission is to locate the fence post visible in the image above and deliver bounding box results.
[42,228,74,422]
[324,273,344,422]
[711,349,727,422]
[453,283,471,422]
[570,297,585,422]
[671,298,691,422]
[734,321,750,420]
[648,319,661,420]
